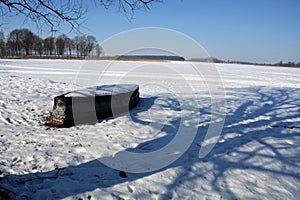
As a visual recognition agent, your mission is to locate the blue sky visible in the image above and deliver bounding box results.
[1,0,300,63]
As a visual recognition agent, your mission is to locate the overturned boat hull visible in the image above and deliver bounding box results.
[47,84,140,127]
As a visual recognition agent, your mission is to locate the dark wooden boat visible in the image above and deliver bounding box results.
[46,84,140,127]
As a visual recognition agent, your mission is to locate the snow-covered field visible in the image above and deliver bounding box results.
[0,59,299,199]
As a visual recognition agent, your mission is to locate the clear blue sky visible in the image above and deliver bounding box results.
[1,0,300,63]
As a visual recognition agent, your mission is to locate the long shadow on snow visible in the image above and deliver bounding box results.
[1,87,300,199]
[158,86,300,199]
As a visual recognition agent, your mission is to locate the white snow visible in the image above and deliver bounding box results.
[0,59,300,199]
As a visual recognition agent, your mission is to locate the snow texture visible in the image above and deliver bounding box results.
[0,59,299,199]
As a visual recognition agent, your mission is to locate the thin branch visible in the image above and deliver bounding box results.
[0,0,162,32]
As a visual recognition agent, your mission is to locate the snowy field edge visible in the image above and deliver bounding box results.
[0,59,299,199]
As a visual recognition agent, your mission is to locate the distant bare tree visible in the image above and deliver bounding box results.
[44,36,55,55]
[64,36,73,56]
[19,29,34,55]
[0,31,5,56]
[6,28,36,55]
[0,0,162,31]
[3,29,101,57]
[72,36,83,56]
[86,35,97,56]
[56,34,67,55]
[94,43,103,57]
[32,35,43,56]
[72,35,97,56]
[7,29,22,55]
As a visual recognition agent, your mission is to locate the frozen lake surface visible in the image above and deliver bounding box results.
[0,59,299,199]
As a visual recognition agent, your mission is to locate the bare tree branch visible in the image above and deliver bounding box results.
[0,0,162,32]
[1,0,86,32]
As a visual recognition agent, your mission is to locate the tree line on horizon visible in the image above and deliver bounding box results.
[191,57,300,67]
[0,29,103,57]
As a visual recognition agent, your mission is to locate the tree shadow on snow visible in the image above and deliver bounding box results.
[1,87,300,199]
